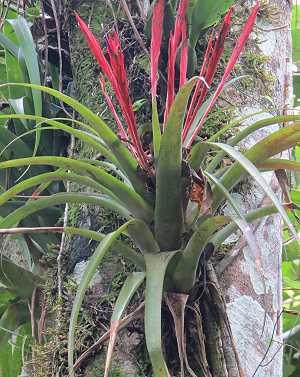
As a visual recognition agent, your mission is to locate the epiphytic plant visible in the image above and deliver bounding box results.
[0,1,300,376]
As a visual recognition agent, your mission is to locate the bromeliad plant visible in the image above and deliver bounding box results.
[1,0,300,375]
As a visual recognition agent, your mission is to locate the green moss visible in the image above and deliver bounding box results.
[243,52,276,84]
[200,105,235,141]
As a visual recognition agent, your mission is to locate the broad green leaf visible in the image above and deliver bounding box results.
[155,78,197,251]
[189,0,235,48]
[125,219,160,254]
[0,314,31,377]
[144,252,177,377]
[172,215,228,292]
[0,256,41,298]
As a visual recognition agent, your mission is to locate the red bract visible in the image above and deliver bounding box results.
[99,76,127,142]
[182,7,233,141]
[75,12,149,170]
[150,0,164,100]
[164,0,189,126]
[76,0,259,169]
[184,2,260,148]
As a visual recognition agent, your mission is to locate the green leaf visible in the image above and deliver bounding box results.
[152,98,161,159]
[68,220,146,376]
[0,113,119,166]
[155,78,197,250]
[208,142,299,242]
[0,226,145,270]
[144,252,177,377]
[172,216,228,292]
[212,122,300,208]
[210,205,278,249]
[258,158,300,173]
[0,256,41,298]
[8,17,42,116]
[189,0,235,48]
[125,219,160,254]
[0,156,153,222]
[0,83,148,199]
[105,272,145,376]
[184,76,246,147]
[111,273,145,322]
[0,171,123,208]
[0,192,131,229]
[206,114,300,173]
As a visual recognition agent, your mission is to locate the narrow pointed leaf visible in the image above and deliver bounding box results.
[105,272,145,377]
[0,114,119,165]
[211,122,300,207]
[206,114,300,173]
[0,226,145,270]
[0,193,131,229]
[0,156,153,222]
[208,142,299,242]
[258,159,300,172]
[205,171,262,270]
[0,83,148,199]
[68,226,129,377]
[68,220,150,376]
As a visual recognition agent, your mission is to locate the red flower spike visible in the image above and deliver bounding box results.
[75,13,149,170]
[182,7,233,141]
[75,12,114,81]
[179,17,188,88]
[99,76,128,142]
[164,0,189,126]
[105,32,149,169]
[185,2,259,148]
[150,0,165,100]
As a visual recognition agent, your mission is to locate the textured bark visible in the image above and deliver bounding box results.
[217,1,292,376]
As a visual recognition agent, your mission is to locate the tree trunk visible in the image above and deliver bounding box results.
[217,1,292,376]
[65,0,292,376]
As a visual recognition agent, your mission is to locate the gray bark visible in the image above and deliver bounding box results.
[218,1,292,376]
